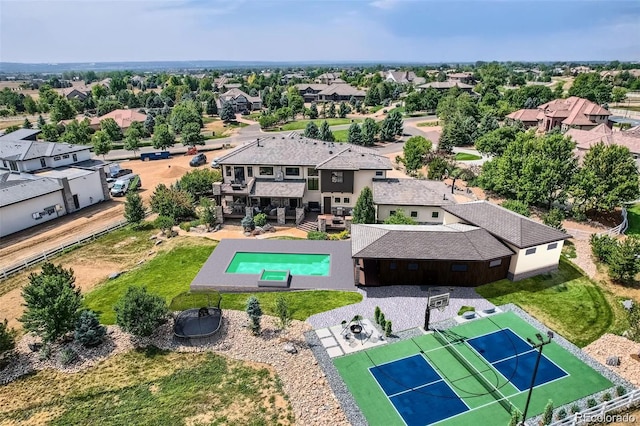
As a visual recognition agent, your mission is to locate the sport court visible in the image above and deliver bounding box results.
[334,312,612,426]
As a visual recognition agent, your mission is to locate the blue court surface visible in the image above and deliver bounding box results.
[369,354,469,426]
[467,329,568,391]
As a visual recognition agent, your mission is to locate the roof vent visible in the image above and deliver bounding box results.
[329,150,333,154]
[361,153,365,156]
[313,142,317,145]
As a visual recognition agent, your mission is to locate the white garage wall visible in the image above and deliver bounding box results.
[0,191,66,238]
[67,171,105,209]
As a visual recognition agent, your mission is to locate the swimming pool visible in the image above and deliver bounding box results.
[226,252,331,276]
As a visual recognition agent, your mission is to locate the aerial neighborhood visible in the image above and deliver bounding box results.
[1,1,640,424]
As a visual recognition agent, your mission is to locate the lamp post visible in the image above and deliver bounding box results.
[423,287,453,331]
[520,331,554,426]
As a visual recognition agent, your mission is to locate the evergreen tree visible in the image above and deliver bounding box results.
[361,118,378,146]
[309,103,319,119]
[338,102,349,118]
[206,98,218,116]
[319,120,335,142]
[304,121,320,139]
[220,101,236,122]
[37,114,46,128]
[275,295,292,330]
[0,319,16,354]
[246,296,263,335]
[114,287,168,337]
[347,123,363,145]
[144,114,155,135]
[22,118,32,129]
[542,400,554,425]
[124,191,145,227]
[328,102,336,118]
[74,310,106,347]
[352,187,375,224]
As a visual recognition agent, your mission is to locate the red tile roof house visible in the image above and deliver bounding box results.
[507,97,611,132]
[566,124,640,166]
[60,109,147,131]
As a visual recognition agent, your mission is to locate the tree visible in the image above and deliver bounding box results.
[100,117,123,141]
[319,120,335,142]
[275,295,292,330]
[402,136,432,173]
[180,121,205,147]
[427,156,452,180]
[627,302,640,343]
[364,86,380,106]
[220,101,236,122]
[37,114,46,128]
[327,102,336,118]
[22,118,32,129]
[206,98,218,116]
[0,319,16,354]
[24,95,38,114]
[304,121,320,139]
[170,101,203,134]
[543,208,565,232]
[74,310,106,347]
[570,142,640,213]
[124,191,145,227]
[154,215,175,235]
[612,87,628,103]
[608,237,640,283]
[91,130,113,159]
[338,102,349,118]
[347,123,363,145]
[150,183,195,221]
[352,187,375,224]
[384,209,417,225]
[246,296,263,335]
[199,197,218,228]
[20,263,82,343]
[123,126,141,155]
[178,168,222,197]
[144,114,156,135]
[379,115,396,142]
[361,118,378,146]
[60,118,93,145]
[114,287,169,337]
[568,73,612,104]
[151,123,175,150]
[475,125,523,156]
[309,103,319,119]
[542,400,554,425]
[50,97,76,122]
[39,123,61,141]
[501,200,531,217]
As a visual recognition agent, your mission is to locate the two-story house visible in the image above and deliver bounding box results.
[507,96,611,132]
[213,135,392,221]
[218,88,262,112]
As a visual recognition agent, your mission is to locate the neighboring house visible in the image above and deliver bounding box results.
[0,128,40,141]
[317,84,366,102]
[566,123,640,165]
[295,84,330,103]
[509,97,611,132]
[212,135,392,218]
[282,73,305,84]
[385,71,426,85]
[419,81,475,93]
[446,72,475,84]
[372,178,456,223]
[218,88,262,112]
[505,109,540,128]
[61,87,90,101]
[315,72,341,84]
[0,136,92,173]
[442,201,569,281]
[97,109,148,131]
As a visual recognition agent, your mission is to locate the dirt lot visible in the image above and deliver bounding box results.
[0,148,234,270]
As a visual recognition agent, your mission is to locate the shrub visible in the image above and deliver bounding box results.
[198,197,217,228]
[124,191,145,227]
[556,408,567,420]
[379,312,386,330]
[74,310,106,347]
[241,215,255,232]
[179,219,202,232]
[601,392,611,402]
[385,321,393,337]
[114,287,169,337]
[590,234,617,264]
[570,404,580,414]
[374,306,381,324]
[60,347,78,366]
[275,295,291,330]
[608,236,640,282]
[0,319,16,354]
[149,184,195,221]
[543,208,565,231]
[254,213,267,227]
[508,410,521,426]
[616,385,627,397]
[587,398,597,408]
[20,263,83,343]
[246,296,263,335]
[542,400,554,425]
[307,231,328,240]
[154,215,175,234]
[39,344,51,361]
[501,200,530,217]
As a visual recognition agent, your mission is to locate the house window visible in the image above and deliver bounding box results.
[547,243,558,250]
[40,158,46,168]
[375,170,384,177]
[2,160,6,168]
[331,171,343,183]
[307,168,319,177]
[225,166,232,177]
[72,154,77,162]
[343,197,350,204]
[410,211,418,218]
[408,263,419,271]
[334,197,341,203]
[62,154,69,159]
[285,167,300,176]
[390,210,396,216]
[389,262,397,270]
[525,248,537,255]
[432,211,439,218]
[451,264,468,272]
[53,156,61,161]
[489,259,502,268]
[259,166,274,175]
[307,178,319,190]
[9,161,17,172]
[247,167,253,177]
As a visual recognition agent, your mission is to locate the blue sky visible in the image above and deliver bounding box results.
[1,0,638,63]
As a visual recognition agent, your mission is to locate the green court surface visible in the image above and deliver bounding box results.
[259,270,289,281]
[333,312,612,426]
[225,252,331,276]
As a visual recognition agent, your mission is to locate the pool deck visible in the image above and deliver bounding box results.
[190,239,356,291]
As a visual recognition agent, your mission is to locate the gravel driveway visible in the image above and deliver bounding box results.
[307,285,496,332]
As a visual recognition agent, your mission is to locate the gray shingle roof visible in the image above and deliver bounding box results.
[351,224,513,261]
[218,135,392,170]
[0,177,63,207]
[0,139,90,161]
[0,129,41,141]
[442,201,570,249]
[372,178,456,206]
[317,85,366,97]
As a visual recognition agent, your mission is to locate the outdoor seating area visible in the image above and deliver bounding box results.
[315,316,387,358]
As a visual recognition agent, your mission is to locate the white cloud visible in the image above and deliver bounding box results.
[369,0,398,9]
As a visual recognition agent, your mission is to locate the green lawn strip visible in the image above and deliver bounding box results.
[3,349,290,425]
[332,129,348,142]
[476,258,619,347]
[85,242,217,324]
[625,203,640,235]
[454,152,482,161]
[170,290,362,321]
[267,118,357,132]
[417,121,440,127]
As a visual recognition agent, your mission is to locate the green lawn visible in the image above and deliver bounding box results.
[0,348,292,425]
[454,152,482,161]
[332,129,348,142]
[334,312,613,426]
[202,116,219,124]
[268,118,356,132]
[476,257,627,347]
[170,290,362,321]
[625,203,640,235]
[85,241,218,324]
[417,120,440,127]
[369,105,384,113]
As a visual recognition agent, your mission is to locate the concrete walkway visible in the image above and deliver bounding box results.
[307,286,496,332]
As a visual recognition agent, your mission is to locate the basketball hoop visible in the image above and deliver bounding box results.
[429,293,450,313]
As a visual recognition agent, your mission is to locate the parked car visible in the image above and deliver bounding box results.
[210,157,221,168]
[110,174,141,197]
[109,168,133,179]
[185,146,198,156]
[189,153,207,167]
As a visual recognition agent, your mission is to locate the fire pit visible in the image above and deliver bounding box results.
[350,324,363,335]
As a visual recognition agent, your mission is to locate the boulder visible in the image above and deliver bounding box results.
[606,356,621,366]
[283,343,297,354]
[108,272,121,280]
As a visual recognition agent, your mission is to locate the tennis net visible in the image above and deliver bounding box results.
[433,329,516,414]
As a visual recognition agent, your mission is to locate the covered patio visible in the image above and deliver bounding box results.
[216,179,307,220]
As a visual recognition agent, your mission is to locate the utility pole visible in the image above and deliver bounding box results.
[520,331,554,426]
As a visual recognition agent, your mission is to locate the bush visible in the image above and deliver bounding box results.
[114,287,169,337]
[587,398,597,408]
[59,347,78,366]
[385,321,393,337]
[556,408,567,420]
[246,296,262,335]
[542,400,554,425]
[179,219,202,232]
[543,208,565,231]
[601,392,611,402]
[254,213,267,227]
[607,236,640,282]
[616,385,627,397]
[154,215,175,234]
[590,234,617,264]
[74,310,106,347]
[501,200,530,217]
[570,404,580,414]
[374,306,381,324]
[275,295,291,330]
[307,231,328,240]
[39,344,51,361]
[149,184,195,221]
[0,319,16,354]
[124,191,145,227]
[379,312,386,330]
[241,215,255,232]
[508,410,522,426]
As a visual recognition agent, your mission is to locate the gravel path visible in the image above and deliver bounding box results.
[307,285,495,331]
[570,238,598,278]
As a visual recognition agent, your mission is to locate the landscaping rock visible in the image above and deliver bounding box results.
[108,272,121,280]
[606,356,621,366]
[283,342,297,354]
[149,235,157,240]
[263,223,275,232]
[136,260,145,266]
[622,299,634,310]
[147,250,155,256]
[154,240,162,246]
